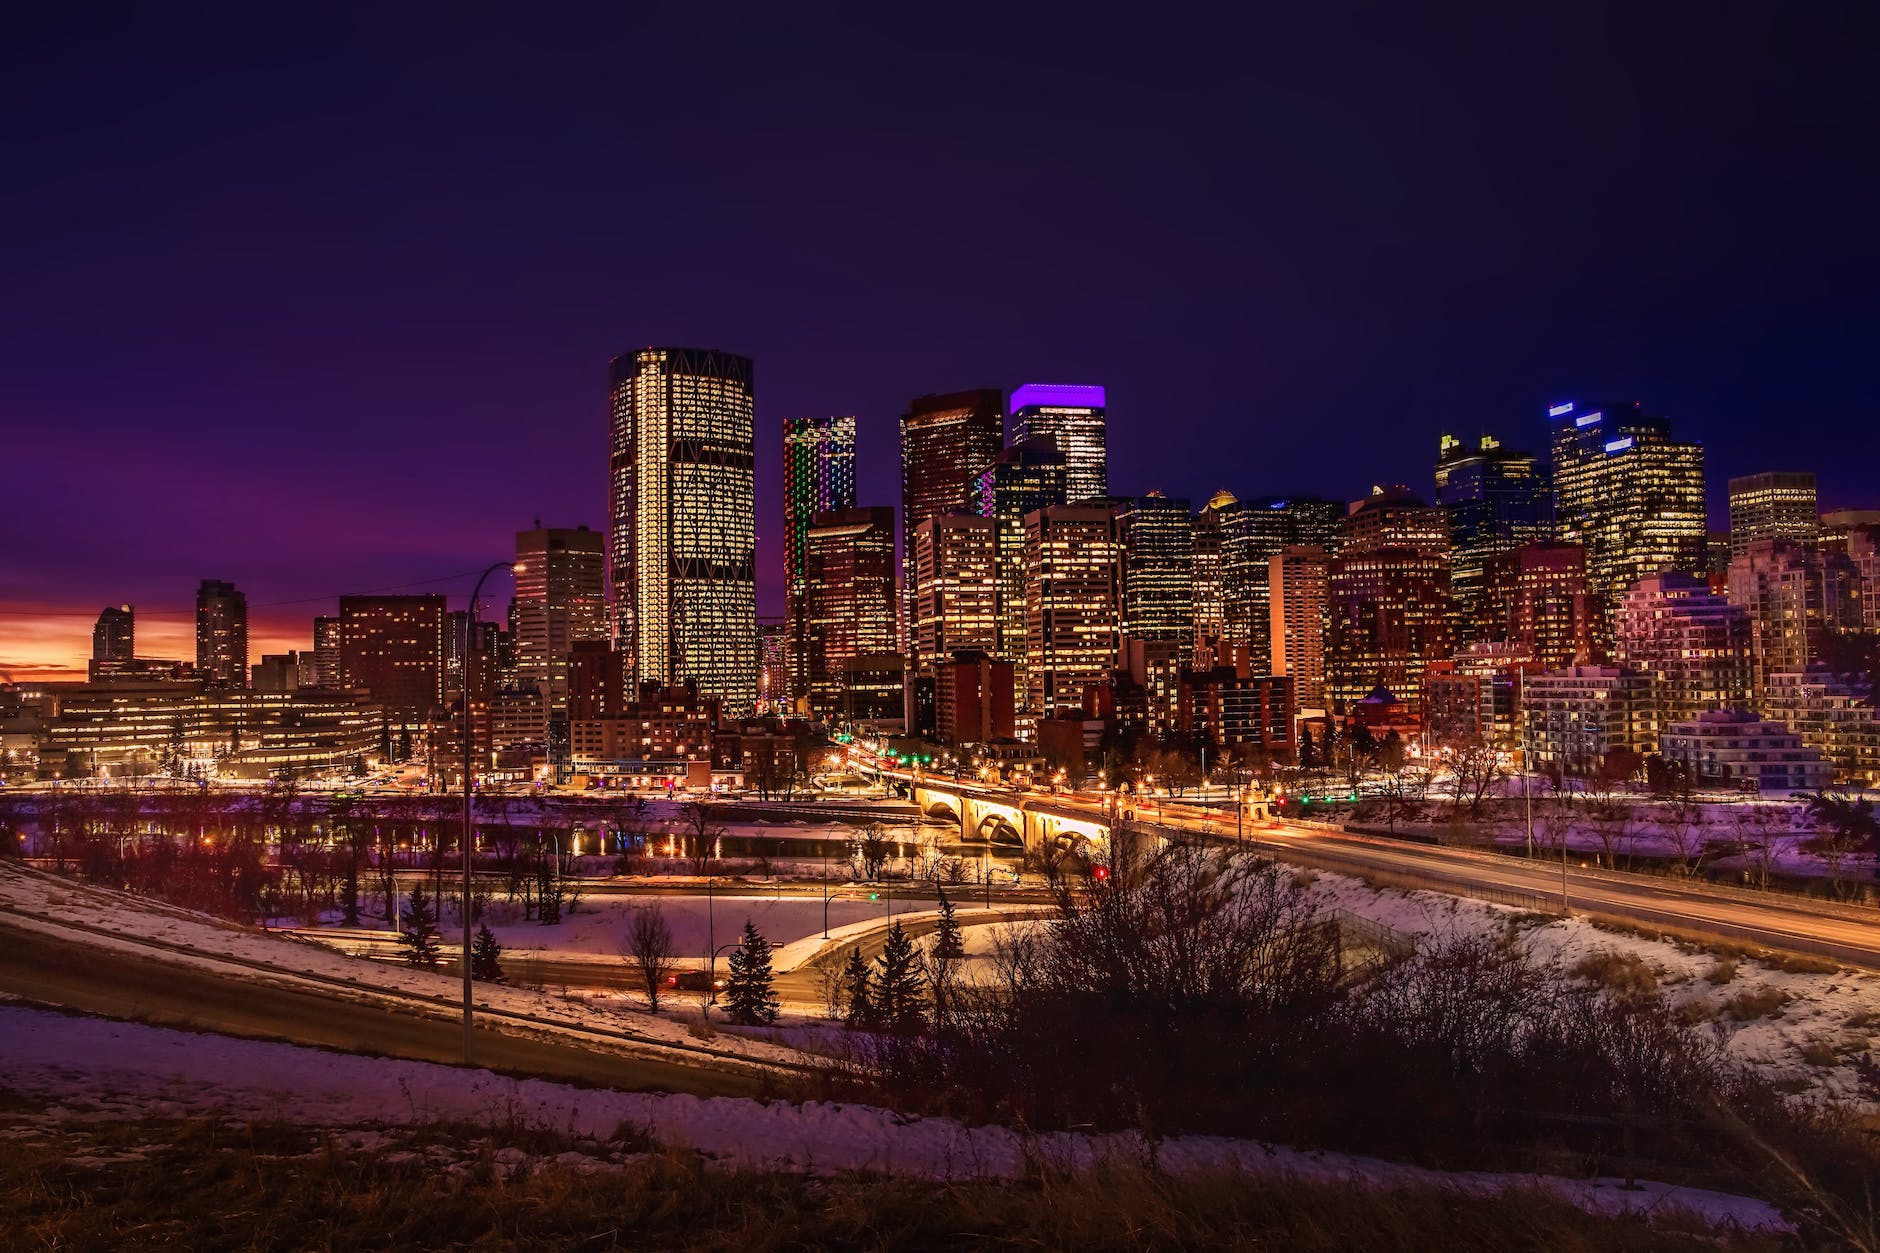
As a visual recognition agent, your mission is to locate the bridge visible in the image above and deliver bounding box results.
[880,770,1116,856]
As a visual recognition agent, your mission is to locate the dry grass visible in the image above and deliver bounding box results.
[1707,958,1741,986]
[0,1110,1786,1253]
[1571,950,1659,999]
[1798,1039,1840,1068]
[1721,987,1794,1022]
[1759,951,1842,976]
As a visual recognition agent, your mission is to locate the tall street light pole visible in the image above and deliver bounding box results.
[463,560,513,1065]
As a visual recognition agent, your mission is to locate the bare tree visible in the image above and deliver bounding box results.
[681,801,724,876]
[852,823,892,880]
[624,903,679,1013]
[1437,733,1503,821]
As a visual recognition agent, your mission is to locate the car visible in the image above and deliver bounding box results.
[664,970,728,993]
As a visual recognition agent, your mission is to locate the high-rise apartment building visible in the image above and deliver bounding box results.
[1024,505,1123,715]
[608,347,758,714]
[1269,546,1330,708]
[1613,572,1753,724]
[194,579,248,687]
[311,616,341,688]
[1726,538,1863,699]
[1521,665,1657,777]
[911,515,1000,673]
[1114,493,1194,643]
[1221,496,1342,676]
[1477,542,1601,671]
[92,605,134,666]
[974,438,1069,687]
[1009,383,1107,503]
[513,524,607,713]
[901,389,1004,642]
[1324,546,1455,716]
[803,507,897,720]
[781,416,858,703]
[1549,400,1706,604]
[1728,472,1818,558]
[338,594,447,726]
[1434,434,1552,636]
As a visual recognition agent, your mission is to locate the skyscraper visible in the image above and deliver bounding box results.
[1269,547,1330,708]
[311,616,341,688]
[901,389,1004,642]
[1192,490,1234,666]
[338,594,446,726]
[1324,547,1455,716]
[1343,485,1450,557]
[1024,505,1123,715]
[782,416,858,703]
[911,515,1000,673]
[1726,538,1863,698]
[1114,493,1194,642]
[1477,543,1602,671]
[92,605,133,666]
[974,438,1069,687]
[513,524,608,712]
[1434,434,1553,636]
[1549,400,1707,605]
[194,579,248,686]
[1221,496,1342,675]
[609,347,758,714]
[803,507,897,719]
[1010,383,1107,503]
[1728,472,1818,558]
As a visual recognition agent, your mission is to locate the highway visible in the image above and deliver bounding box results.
[880,766,1880,969]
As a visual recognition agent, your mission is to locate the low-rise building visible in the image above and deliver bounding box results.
[1520,665,1656,777]
[1761,667,1880,785]
[1658,709,1832,793]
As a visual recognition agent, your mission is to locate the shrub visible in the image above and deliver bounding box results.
[1705,959,1739,986]
[1798,1038,1839,1068]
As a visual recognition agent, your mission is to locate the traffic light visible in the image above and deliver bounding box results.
[868,891,880,901]
[1091,865,1109,881]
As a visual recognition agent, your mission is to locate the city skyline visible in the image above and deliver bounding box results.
[5,8,1875,681]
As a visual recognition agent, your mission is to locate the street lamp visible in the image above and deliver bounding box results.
[461,560,514,1065]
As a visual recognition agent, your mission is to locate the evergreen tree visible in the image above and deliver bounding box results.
[470,921,504,982]
[872,921,928,1034]
[841,946,876,1029]
[931,889,965,961]
[723,920,780,1025]
[1296,725,1315,770]
[400,884,441,968]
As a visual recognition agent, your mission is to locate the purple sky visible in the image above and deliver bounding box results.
[3,4,1877,678]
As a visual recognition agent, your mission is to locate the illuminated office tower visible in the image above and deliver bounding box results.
[1325,547,1454,716]
[1477,543,1602,671]
[1114,492,1194,642]
[803,507,897,719]
[782,416,858,702]
[338,594,446,726]
[92,605,134,666]
[1613,572,1752,724]
[513,524,607,712]
[1269,546,1330,708]
[1726,538,1862,699]
[194,579,248,687]
[975,438,1069,686]
[1434,434,1552,637]
[1024,505,1123,715]
[901,390,1004,641]
[911,515,1000,673]
[1344,485,1449,556]
[755,618,787,714]
[1728,472,1817,558]
[311,616,341,687]
[1221,496,1342,675]
[1549,400,1706,606]
[1192,490,1234,665]
[608,347,757,714]
[1010,383,1107,503]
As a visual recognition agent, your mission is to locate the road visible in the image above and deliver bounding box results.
[877,766,1880,968]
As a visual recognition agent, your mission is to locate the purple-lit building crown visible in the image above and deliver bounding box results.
[1010,383,1107,504]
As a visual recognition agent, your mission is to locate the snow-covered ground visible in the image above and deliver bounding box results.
[1308,869,1880,1107]
[479,892,904,960]
[0,1003,1789,1233]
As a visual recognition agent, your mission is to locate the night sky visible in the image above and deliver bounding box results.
[4,4,1876,680]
